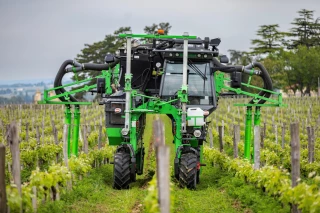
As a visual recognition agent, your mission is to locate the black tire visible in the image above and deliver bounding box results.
[113,151,131,190]
[196,170,200,184]
[179,153,197,189]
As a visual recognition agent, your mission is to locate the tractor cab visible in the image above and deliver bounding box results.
[159,45,218,113]
[160,60,217,111]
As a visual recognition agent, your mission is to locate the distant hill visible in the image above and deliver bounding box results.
[0,76,72,87]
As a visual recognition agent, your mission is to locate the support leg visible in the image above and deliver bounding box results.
[64,105,72,158]
[72,105,80,156]
[244,107,252,160]
[252,107,261,162]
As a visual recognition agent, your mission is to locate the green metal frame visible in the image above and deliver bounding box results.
[214,71,286,160]
[39,32,286,173]
[38,64,120,157]
[118,33,197,39]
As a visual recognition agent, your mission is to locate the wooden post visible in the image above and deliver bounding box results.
[290,122,301,213]
[36,126,40,145]
[41,112,45,144]
[87,125,91,135]
[153,119,170,213]
[54,128,59,163]
[281,123,286,149]
[0,119,4,144]
[222,120,225,135]
[98,125,102,149]
[51,119,58,145]
[7,122,22,212]
[218,126,223,152]
[63,124,69,168]
[275,125,278,144]
[31,117,35,132]
[26,122,29,142]
[307,126,315,163]
[254,126,260,170]
[83,125,88,154]
[233,125,240,158]
[208,128,213,148]
[32,186,37,212]
[0,144,7,213]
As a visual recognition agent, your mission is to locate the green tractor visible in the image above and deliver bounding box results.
[40,31,284,189]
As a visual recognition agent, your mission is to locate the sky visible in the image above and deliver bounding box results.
[0,0,319,82]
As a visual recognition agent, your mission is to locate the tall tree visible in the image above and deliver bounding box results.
[286,45,320,96]
[144,22,172,34]
[72,26,131,100]
[227,49,243,64]
[251,24,285,54]
[288,9,320,48]
[71,23,172,100]
[227,50,263,92]
[261,50,288,90]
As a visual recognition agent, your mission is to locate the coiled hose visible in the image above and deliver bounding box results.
[212,58,272,104]
[54,59,120,102]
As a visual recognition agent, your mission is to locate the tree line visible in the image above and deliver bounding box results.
[74,9,320,98]
[228,9,320,96]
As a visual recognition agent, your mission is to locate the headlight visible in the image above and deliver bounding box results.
[121,128,129,136]
[194,130,202,138]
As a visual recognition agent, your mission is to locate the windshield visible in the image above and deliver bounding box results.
[161,62,212,97]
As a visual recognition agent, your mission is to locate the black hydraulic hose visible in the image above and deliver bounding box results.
[212,58,273,104]
[83,59,119,71]
[245,62,273,104]
[155,41,168,49]
[54,60,78,102]
[54,59,120,103]
[212,58,243,73]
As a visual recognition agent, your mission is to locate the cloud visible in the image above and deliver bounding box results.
[0,0,319,81]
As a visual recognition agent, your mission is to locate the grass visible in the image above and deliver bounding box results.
[38,114,157,213]
[38,115,290,213]
[37,164,148,213]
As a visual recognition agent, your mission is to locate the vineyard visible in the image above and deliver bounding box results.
[0,97,319,213]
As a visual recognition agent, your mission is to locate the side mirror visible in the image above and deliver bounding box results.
[220,55,229,64]
[230,72,242,88]
[105,54,115,63]
[97,78,105,93]
[210,38,221,46]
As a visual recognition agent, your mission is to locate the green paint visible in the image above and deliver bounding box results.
[64,106,72,158]
[124,73,132,92]
[112,64,120,87]
[130,117,137,153]
[39,31,287,187]
[200,144,203,174]
[190,139,198,148]
[214,72,285,107]
[118,33,197,39]
[106,128,122,145]
[103,69,112,95]
[244,107,252,160]
[39,71,112,105]
[72,106,80,157]
[177,85,188,103]
[254,107,261,126]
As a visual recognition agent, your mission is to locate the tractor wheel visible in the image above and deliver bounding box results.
[179,152,197,189]
[196,170,200,184]
[113,151,131,190]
